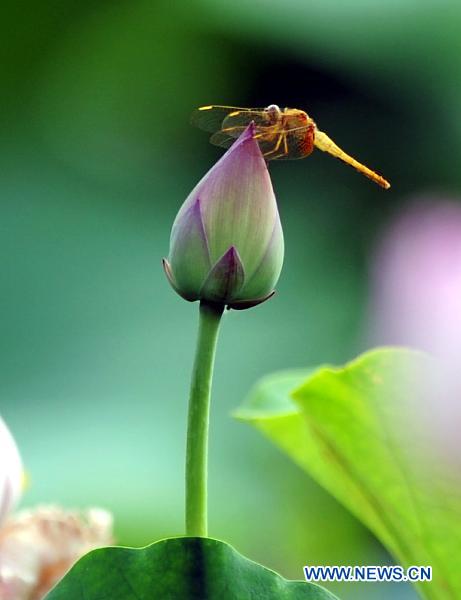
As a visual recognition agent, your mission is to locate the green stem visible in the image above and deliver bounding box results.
[185,300,224,537]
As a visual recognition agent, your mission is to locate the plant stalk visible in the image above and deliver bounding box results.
[185,300,224,537]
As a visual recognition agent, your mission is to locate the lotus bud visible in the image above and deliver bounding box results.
[163,124,284,309]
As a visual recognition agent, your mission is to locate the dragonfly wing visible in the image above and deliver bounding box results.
[210,125,282,155]
[209,129,245,149]
[191,106,268,133]
[221,110,271,131]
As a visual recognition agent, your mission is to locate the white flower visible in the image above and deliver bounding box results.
[0,416,23,527]
[0,506,113,600]
[0,416,113,599]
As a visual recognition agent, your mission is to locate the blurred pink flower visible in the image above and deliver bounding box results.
[368,197,461,464]
[0,417,113,599]
[370,198,461,359]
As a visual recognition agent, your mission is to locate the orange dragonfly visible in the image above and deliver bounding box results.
[191,104,390,189]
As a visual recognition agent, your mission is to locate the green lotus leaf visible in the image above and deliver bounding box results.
[236,348,461,600]
[46,536,337,599]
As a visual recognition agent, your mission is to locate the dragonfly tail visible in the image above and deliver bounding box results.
[314,130,390,189]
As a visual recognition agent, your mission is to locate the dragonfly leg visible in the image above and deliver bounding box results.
[263,133,285,159]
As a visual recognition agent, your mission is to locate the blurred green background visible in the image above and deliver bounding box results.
[2,1,460,598]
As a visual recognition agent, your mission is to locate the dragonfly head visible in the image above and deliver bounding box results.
[264,104,282,123]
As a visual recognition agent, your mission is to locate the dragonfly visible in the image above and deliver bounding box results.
[191,104,390,189]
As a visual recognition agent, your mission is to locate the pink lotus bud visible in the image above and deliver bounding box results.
[163,124,284,309]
